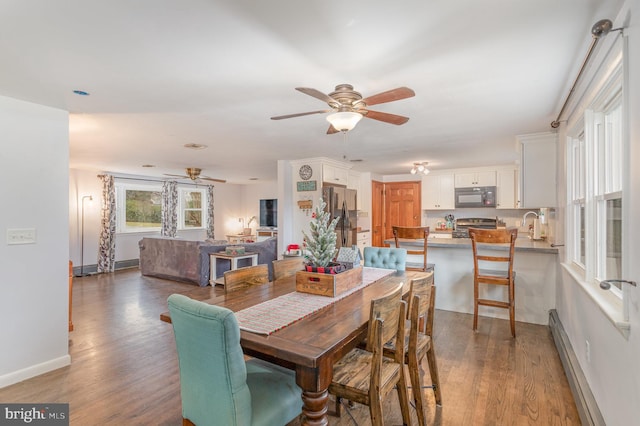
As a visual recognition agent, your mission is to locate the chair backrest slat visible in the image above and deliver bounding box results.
[272,257,305,281]
[224,264,269,293]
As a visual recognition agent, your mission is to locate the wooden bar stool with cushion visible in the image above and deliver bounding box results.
[223,264,269,293]
[383,272,441,425]
[392,226,434,273]
[329,283,411,426]
[468,227,518,337]
[272,257,304,281]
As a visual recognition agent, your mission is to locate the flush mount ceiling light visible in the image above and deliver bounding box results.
[326,110,363,132]
[410,162,430,175]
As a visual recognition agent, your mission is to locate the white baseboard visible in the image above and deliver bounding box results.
[0,355,71,389]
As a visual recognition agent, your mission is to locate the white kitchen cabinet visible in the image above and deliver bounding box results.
[422,173,455,210]
[323,164,349,185]
[518,132,557,208]
[454,171,496,187]
[496,169,518,209]
[357,231,371,253]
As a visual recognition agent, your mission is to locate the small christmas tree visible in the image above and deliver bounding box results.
[302,198,339,267]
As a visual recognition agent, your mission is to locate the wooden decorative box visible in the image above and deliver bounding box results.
[296,266,363,297]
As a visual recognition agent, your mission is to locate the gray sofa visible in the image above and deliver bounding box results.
[139,236,278,286]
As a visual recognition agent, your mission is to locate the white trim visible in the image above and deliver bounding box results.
[561,262,629,338]
[0,355,71,389]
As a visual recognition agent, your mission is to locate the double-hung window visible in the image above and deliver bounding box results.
[565,42,627,328]
[179,188,205,229]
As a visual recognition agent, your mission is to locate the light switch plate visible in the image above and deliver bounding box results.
[7,228,37,245]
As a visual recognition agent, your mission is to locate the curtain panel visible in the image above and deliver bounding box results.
[161,180,178,237]
[207,185,215,239]
[97,174,116,273]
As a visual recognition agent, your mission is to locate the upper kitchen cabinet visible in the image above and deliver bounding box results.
[454,171,496,187]
[496,168,519,209]
[422,173,455,210]
[323,163,349,185]
[518,132,557,208]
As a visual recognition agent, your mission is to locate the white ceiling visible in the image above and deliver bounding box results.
[0,0,624,183]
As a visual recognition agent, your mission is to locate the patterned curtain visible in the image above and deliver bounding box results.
[97,174,116,273]
[207,185,215,239]
[161,180,178,237]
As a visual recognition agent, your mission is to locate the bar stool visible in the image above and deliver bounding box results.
[392,226,434,272]
[468,227,518,337]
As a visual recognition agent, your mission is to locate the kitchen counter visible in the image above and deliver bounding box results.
[385,237,558,254]
[383,235,559,325]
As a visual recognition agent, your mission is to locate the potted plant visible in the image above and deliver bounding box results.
[301,198,343,274]
[297,198,363,297]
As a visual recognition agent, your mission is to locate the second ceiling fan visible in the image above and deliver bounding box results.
[271,84,415,134]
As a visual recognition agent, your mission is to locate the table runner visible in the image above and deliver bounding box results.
[235,267,394,335]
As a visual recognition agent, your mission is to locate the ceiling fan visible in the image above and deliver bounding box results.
[164,167,226,183]
[271,84,415,134]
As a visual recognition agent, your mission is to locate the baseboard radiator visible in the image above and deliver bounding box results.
[549,309,605,426]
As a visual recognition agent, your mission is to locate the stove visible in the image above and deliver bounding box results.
[452,217,497,238]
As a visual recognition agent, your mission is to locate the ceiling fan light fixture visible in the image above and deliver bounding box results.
[326,111,363,132]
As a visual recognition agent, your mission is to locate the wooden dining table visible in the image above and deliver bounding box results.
[160,269,425,426]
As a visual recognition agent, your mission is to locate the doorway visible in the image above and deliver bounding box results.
[371,180,421,247]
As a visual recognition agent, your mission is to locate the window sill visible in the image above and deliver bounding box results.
[561,262,630,339]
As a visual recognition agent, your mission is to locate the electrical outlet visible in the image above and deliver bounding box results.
[586,340,591,363]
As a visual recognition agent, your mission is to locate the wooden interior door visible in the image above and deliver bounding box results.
[384,181,421,243]
[371,180,385,247]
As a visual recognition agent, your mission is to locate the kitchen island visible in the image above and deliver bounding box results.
[384,237,559,325]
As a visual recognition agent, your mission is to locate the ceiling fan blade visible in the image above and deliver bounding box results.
[362,109,410,125]
[201,177,227,183]
[360,87,415,107]
[271,110,330,120]
[295,87,338,105]
[164,173,189,178]
[326,124,339,135]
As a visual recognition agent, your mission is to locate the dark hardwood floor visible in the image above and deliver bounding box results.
[0,269,580,425]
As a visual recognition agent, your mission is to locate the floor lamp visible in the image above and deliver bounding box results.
[76,195,93,277]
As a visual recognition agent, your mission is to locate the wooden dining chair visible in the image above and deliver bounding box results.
[468,227,518,337]
[223,264,269,293]
[383,272,441,425]
[392,226,434,272]
[272,257,304,281]
[329,283,411,426]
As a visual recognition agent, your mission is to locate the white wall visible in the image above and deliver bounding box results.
[68,169,277,269]
[556,1,640,423]
[0,96,70,387]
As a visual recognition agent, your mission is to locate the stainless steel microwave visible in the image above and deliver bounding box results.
[454,186,496,208]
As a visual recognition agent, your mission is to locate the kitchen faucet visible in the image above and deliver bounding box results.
[521,211,539,227]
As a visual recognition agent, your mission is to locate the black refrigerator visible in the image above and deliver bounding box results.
[322,185,358,249]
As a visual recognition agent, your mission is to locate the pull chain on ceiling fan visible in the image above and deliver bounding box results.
[271,84,415,134]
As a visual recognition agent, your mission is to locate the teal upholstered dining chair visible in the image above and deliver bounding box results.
[167,294,302,426]
[363,247,407,271]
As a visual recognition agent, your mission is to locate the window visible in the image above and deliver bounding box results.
[116,183,163,233]
[566,61,624,299]
[116,182,207,233]
[179,188,205,229]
